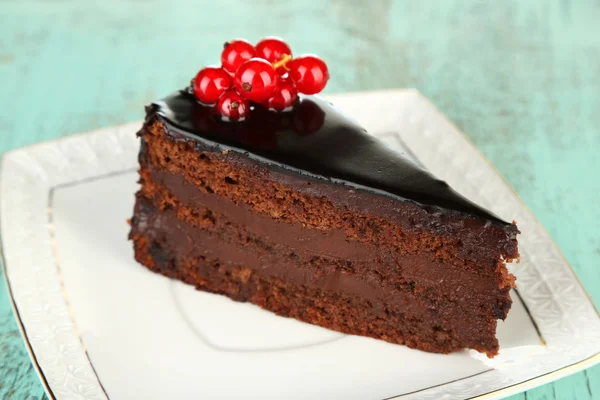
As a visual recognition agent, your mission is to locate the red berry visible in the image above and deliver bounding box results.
[217,90,249,121]
[234,58,279,103]
[255,37,292,75]
[221,39,256,73]
[288,55,329,95]
[263,78,298,111]
[193,67,232,105]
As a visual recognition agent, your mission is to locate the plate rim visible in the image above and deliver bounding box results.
[1,89,599,400]
[0,231,56,398]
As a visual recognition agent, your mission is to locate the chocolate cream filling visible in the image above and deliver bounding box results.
[140,167,510,320]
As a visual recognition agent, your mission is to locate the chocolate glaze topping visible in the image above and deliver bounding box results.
[147,90,509,225]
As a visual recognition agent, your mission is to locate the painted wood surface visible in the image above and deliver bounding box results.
[0,1,598,399]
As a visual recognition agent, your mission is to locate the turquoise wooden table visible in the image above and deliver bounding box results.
[1,1,599,399]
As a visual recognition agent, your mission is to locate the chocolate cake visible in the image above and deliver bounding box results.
[130,90,519,357]
[130,38,519,357]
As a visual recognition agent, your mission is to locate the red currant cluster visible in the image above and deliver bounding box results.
[192,37,329,121]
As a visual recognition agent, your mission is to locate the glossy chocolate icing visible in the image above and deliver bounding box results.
[147,90,509,225]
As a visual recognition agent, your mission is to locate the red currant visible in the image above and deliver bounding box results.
[217,90,249,121]
[288,55,329,95]
[263,78,298,111]
[234,58,279,103]
[255,37,292,75]
[221,39,256,74]
[193,67,232,105]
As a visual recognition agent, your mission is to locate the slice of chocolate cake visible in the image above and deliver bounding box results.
[130,38,518,357]
[130,90,519,357]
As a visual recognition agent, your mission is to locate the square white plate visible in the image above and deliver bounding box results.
[1,90,599,400]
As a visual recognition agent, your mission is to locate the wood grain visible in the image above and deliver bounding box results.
[1,0,598,398]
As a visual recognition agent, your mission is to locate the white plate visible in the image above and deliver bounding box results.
[1,90,599,400]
